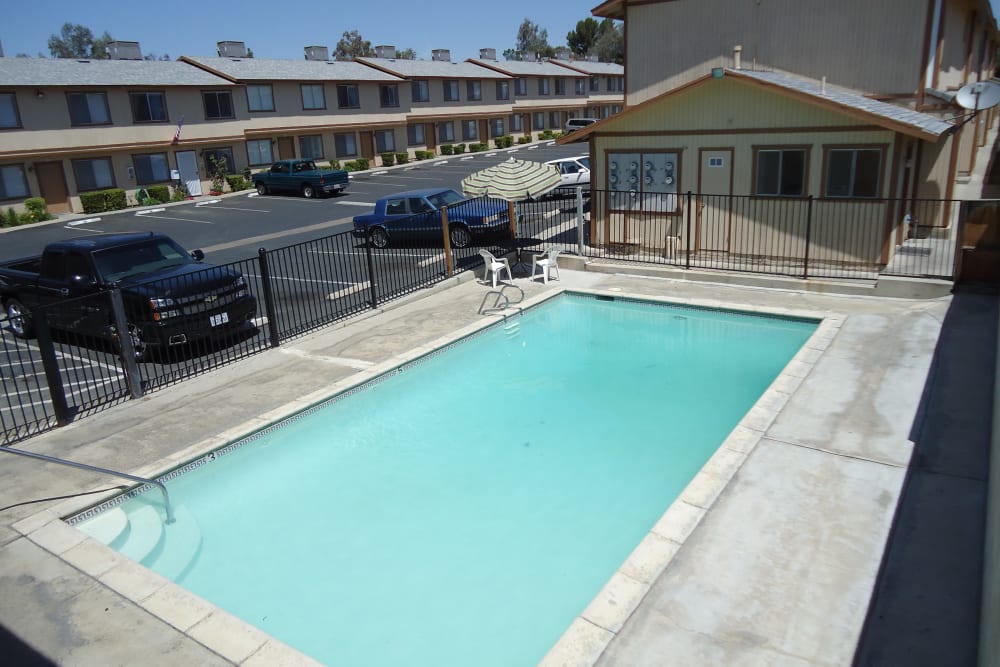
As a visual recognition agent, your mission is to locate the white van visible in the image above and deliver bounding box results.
[565,118,597,133]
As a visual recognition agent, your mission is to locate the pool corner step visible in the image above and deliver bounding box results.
[143,505,202,581]
[118,504,164,563]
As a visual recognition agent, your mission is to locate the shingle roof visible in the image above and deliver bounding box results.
[181,56,402,82]
[355,57,509,79]
[0,57,234,87]
[467,59,586,78]
[730,69,954,138]
[549,59,624,76]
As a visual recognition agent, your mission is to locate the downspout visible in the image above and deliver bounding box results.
[919,0,943,108]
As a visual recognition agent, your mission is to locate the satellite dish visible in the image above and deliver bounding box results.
[955,81,1000,111]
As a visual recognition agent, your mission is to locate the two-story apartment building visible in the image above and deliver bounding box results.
[565,0,1000,265]
[548,57,626,120]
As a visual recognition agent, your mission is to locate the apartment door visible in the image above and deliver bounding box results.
[175,150,202,196]
[697,148,734,252]
[35,161,70,213]
[424,123,436,151]
[277,137,295,160]
[359,132,374,160]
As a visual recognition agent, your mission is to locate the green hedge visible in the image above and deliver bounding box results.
[518,135,532,144]
[24,197,53,222]
[395,152,409,164]
[225,175,251,191]
[80,188,127,214]
[453,143,466,154]
[414,150,434,160]
[343,158,369,172]
[146,185,170,202]
[440,144,454,155]
[380,152,396,167]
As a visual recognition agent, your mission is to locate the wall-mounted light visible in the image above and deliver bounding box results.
[35,90,45,99]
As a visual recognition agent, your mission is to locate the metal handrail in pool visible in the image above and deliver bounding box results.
[0,445,175,524]
[478,283,524,315]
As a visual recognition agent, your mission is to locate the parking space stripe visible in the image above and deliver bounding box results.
[132,214,214,224]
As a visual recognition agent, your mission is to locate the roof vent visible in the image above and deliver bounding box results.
[479,48,496,60]
[553,47,570,61]
[375,45,396,59]
[304,45,329,61]
[586,54,599,62]
[217,41,247,58]
[108,41,143,60]
[733,45,742,70]
[431,49,451,62]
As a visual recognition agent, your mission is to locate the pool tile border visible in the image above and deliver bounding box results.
[12,286,841,667]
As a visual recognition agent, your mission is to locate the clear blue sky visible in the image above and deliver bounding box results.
[0,0,602,61]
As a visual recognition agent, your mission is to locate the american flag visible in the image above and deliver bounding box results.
[171,116,184,144]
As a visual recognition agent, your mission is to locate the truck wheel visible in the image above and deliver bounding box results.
[5,298,35,339]
[369,227,390,249]
[449,224,472,249]
[302,184,315,198]
[255,182,268,196]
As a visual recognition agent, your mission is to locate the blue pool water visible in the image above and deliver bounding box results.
[76,293,817,666]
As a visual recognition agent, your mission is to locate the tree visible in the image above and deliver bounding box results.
[395,48,416,60]
[566,18,602,57]
[144,53,172,61]
[592,20,624,64]
[47,23,113,59]
[334,30,374,60]
[507,18,554,61]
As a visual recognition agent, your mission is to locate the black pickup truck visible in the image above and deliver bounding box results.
[0,232,256,360]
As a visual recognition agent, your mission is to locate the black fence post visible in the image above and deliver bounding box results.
[109,288,144,399]
[364,226,380,309]
[257,247,282,348]
[33,310,73,425]
[685,190,693,270]
[803,196,814,279]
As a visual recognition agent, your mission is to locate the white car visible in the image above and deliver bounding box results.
[545,156,591,196]
[565,118,597,133]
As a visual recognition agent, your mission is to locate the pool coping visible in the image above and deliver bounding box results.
[10,286,842,667]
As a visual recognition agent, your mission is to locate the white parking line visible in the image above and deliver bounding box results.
[460,156,475,161]
[337,201,377,207]
[214,206,272,212]
[135,208,165,216]
[132,214,214,224]
[66,217,102,226]
[326,281,371,300]
[436,160,449,165]
[417,252,447,267]
[195,199,221,206]
[242,272,350,287]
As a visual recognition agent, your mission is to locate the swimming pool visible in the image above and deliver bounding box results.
[72,292,817,666]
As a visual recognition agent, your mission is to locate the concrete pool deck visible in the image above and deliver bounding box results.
[0,267,991,666]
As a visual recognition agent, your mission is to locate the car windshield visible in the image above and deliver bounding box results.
[426,190,465,208]
[93,239,194,283]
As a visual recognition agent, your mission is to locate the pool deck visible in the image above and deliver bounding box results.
[0,266,991,666]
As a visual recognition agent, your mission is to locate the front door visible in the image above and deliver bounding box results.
[697,148,734,252]
[359,132,374,160]
[424,123,436,151]
[35,161,70,213]
[277,137,295,160]
[175,150,202,197]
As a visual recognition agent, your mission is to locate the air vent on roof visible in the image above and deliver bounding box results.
[0,40,5,58]
[432,49,451,62]
[108,41,142,60]
[553,47,570,61]
[304,45,329,61]
[375,45,396,59]
[586,54,599,62]
[479,48,496,60]
[217,41,247,58]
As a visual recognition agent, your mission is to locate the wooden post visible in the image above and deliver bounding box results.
[441,205,454,276]
[508,200,518,239]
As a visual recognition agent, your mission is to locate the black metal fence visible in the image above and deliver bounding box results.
[0,190,970,445]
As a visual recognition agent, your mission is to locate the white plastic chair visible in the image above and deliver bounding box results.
[530,247,561,284]
[479,249,512,288]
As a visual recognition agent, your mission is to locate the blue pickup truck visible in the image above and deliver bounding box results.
[252,160,349,198]
[351,188,513,248]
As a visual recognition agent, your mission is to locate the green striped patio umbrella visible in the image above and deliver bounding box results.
[460,157,562,201]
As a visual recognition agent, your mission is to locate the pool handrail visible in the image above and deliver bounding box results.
[0,445,175,524]
[478,283,524,315]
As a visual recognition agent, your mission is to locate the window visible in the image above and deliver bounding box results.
[133,153,170,184]
[755,148,807,197]
[375,130,395,153]
[0,164,29,199]
[515,78,527,96]
[467,80,482,101]
[380,84,399,108]
[462,120,478,141]
[337,84,359,109]
[590,77,599,92]
[246,139,273,166]
[575,79,586,95]
[510,114,523,132]
[407,124,425,146]
[490,118,505,138]
[299,135,324,160]
[605,77,615,92]
[443,80,460,102]
[548,112,560,128]
[496,81,510,101]
[203,148,235,174]
[0,93,20,128]
[555,79,566,95]
[617,77,625,92]
[533,112,545,130]
[412,80,429,103]
[438,122,455,143]
[72,158,114,191]
[246,84,274,112]
[608,152,680,213]
[202,91,234,119]
[825,148,882,198]
[67,92,110,126]
[129,92,167,123]
[301,84,325,110]
[335,133,357,157]
[538,79,550,95]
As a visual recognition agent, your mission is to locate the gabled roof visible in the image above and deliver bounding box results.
[355,57,509,80]
[0,57,234,87]
[180,56,402,83]
[562,68,954,144]
[549,59,623,76]
[467,59,585,78]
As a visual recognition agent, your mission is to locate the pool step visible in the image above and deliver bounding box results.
[144,504,202,581]
[118,504,164,563]
[504,320,520,338]
[76,506,129,546]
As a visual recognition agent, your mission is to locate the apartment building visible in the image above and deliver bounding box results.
[0,41,624,214]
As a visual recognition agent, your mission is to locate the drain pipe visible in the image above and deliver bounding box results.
[0,446,174,524]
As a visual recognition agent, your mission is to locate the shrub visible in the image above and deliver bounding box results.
[343,158,370,172]
[380,152,396,167]
[23,197,53,222]
[225,175,250,191]
[454,143,466,154]
[80,188,127,214]
[440,144,454,155]
[328,160,342,170]
[395,152,409,165]
[4,208,19,227]
[170,183,189,202]
[518,135,531,145]
[242,167,252,181]
[355,157,369,171]
[146,185,170,203]
[540,130,555,140]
